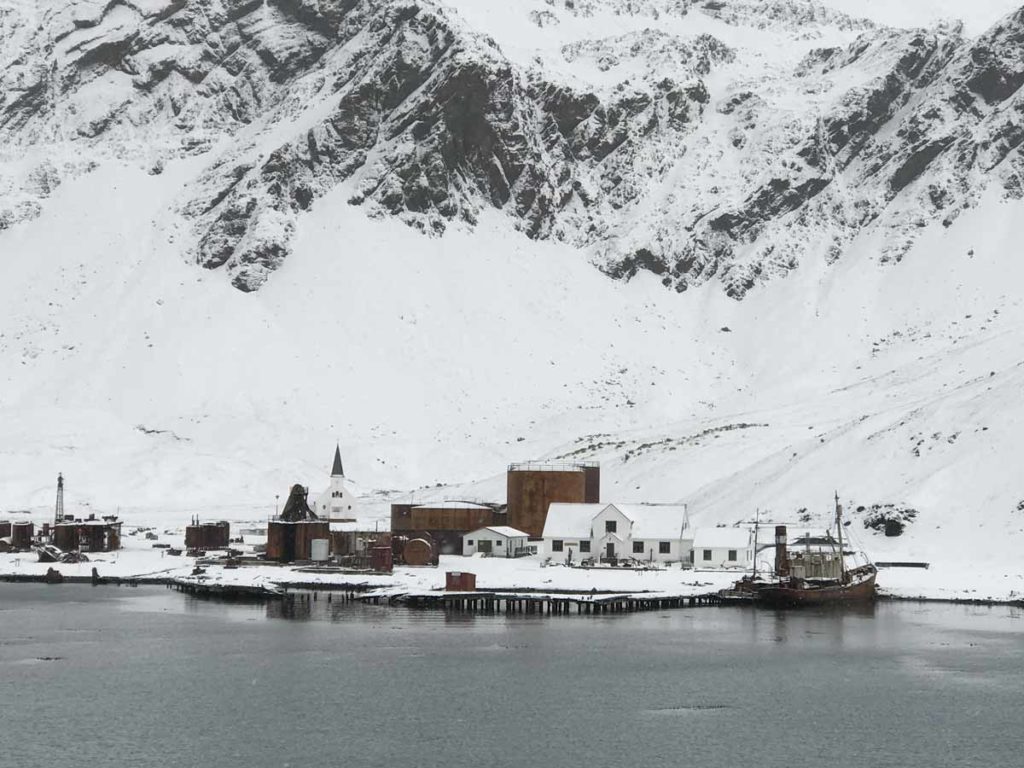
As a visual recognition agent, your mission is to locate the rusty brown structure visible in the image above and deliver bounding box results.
[266,520,330,562]
[264,484,331,563]
[11,521,34,550]
[52,516,122,553]
[185,519,231,550]
[390,501,505,557]
[370,546,394,573]
[774,525,790,578]
[399,536,437,566]
[506,462,600,538]
[391,502,503,533]
[445,571,476,592]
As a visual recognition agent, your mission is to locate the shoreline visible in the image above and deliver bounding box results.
[3,572,1022,609]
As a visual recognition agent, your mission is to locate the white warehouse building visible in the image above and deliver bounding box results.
[691,527,754,570]
[541,503,692,564]
[463,526,531,557]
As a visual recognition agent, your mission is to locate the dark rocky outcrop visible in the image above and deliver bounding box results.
[3,0,1024,294]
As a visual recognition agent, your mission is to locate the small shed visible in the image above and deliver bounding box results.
[462,526,530,558]
[692,527,754,569]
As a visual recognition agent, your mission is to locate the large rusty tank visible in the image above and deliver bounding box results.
[401,537,437,567]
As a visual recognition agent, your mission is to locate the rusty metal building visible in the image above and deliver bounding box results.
[390,501,506,557]
[266,520,330,562]
[507,461,600,538]
[265,484,331,563]
[185,519,231,550]
[52,516,122,553]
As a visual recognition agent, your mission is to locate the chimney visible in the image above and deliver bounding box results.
[774,525,790,577]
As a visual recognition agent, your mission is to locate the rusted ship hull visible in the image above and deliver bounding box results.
[754,570,877,607]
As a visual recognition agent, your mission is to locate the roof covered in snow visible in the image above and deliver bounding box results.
[412,501,490,510]
[612,504,689,540]
[693,527,754,549]
[542,503,606,539]
[467,526,530,539]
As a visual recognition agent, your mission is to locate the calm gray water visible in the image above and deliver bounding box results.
[1,585,1022,768]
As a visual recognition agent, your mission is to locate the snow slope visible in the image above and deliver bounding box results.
[2,1,1024,596]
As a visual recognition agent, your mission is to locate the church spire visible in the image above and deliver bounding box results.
[331,444,345,477]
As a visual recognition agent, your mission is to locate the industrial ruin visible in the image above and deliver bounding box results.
[266,484,331,563]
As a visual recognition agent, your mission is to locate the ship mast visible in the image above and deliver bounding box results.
[834,491,846,583]
[751,508,759,578]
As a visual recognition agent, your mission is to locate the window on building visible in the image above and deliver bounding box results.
[605,520,617,533]
[633,541,645,554]
[579,541,590,553]
[552,540,563,552]
[659,541,671,554]
[703,549,712,561]
[728,549,737,562]
[466,540,473,546]
[496,539,503,546]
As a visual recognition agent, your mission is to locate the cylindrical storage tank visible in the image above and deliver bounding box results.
[370,546,393,573]
[310,538,329,562]
[403,537,435,566]
[54,524,79,551]
[11,522,34,550]
[507,464,589,538]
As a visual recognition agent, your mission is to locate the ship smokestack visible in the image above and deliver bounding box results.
[775,525,790,577]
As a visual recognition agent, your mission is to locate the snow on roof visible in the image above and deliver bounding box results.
[611,504,689,540]
[542,503,606,538]
[467,526,530,539]
[693,527,754,549]
[412,501,491,510]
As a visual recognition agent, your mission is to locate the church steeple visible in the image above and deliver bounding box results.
[331,444,345,477]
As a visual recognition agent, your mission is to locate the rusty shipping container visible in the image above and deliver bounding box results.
[445,571,476,592]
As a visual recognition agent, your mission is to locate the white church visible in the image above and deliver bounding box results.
[313,445,358,520]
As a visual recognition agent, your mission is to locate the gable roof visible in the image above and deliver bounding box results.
[331,445,345,477]
[693,527,753,549]
[542,503,606,539]
[611,504,689,540]
[467,526,530,539]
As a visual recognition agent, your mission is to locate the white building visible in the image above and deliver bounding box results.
[691,527,754,569]
[541,503,691,564]
[463,526,530,557]
[313,445,358,520]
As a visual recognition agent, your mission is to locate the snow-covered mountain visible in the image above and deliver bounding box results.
[3,1,1024,590]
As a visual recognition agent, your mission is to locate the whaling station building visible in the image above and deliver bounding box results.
[691,527,755,569]
[541,503,692,564]
[462,526,531,557]
[389,460,601,558]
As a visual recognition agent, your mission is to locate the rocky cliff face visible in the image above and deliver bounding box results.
[3,0,1024,294]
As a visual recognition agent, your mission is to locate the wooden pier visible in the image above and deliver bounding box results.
[357,590,724,615]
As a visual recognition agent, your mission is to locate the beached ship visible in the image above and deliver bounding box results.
[728,494,877,607]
